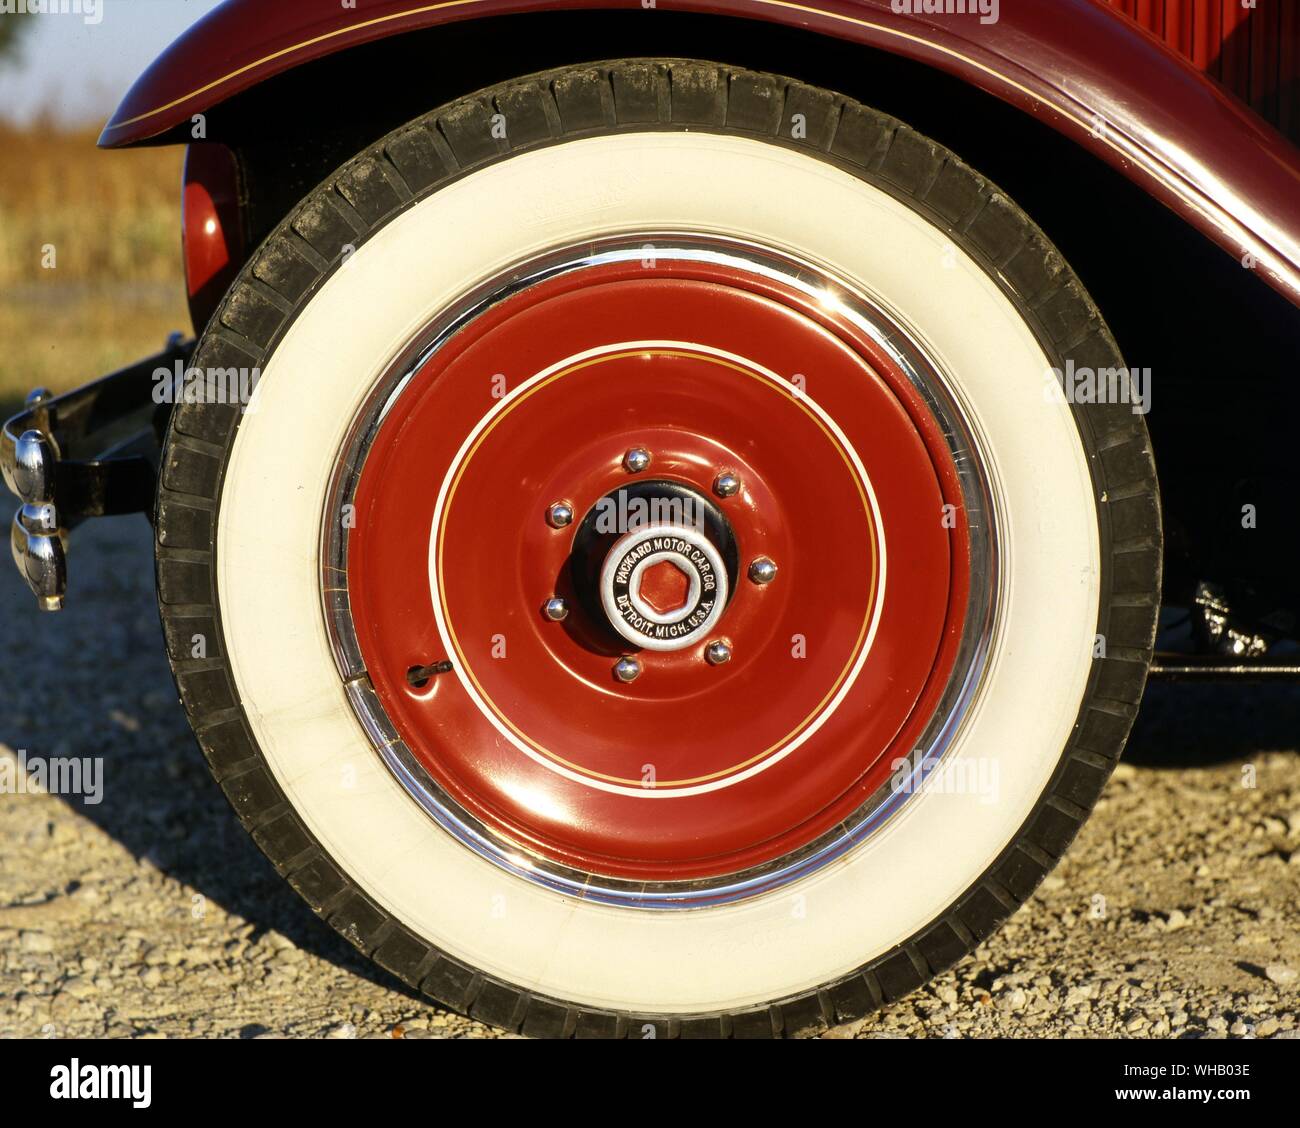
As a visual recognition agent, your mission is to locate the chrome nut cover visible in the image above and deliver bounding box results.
[13,429,57,505]
[7,428,66,610]
[11,504,66,611]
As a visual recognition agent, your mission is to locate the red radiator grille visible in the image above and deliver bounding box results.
[1104,0,1300,141]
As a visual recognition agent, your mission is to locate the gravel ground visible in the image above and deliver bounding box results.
[2,516,1298,1039]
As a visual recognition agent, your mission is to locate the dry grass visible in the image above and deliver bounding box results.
[0,124,190,415]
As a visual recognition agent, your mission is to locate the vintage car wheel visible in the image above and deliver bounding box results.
[155,60,1160,1036]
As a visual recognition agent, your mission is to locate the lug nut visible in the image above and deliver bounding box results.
[543,597,569,621]
[546,501,574,528]
[622,447,652,473]
[713,471,741,499]
[705,640,732,665]
[748,557,778,585]
[613,656,642,683]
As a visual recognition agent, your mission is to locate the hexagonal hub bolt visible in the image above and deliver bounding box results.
[637,559,692,616]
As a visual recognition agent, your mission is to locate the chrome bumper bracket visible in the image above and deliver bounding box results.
[2,334,193,609]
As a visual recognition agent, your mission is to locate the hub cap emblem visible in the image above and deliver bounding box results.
[599,524,729,651]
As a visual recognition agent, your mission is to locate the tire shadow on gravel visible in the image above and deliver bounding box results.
[1125,680,1300,768]
[0,517,427,1008]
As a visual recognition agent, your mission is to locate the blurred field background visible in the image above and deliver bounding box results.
[0,6,216,419]
[0,123,189,419]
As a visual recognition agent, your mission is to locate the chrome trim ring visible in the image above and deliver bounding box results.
[321,233,1003,910]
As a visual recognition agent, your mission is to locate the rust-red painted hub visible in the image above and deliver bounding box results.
[348,256,971,880]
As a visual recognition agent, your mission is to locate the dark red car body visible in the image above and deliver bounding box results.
[103,0,1300,308]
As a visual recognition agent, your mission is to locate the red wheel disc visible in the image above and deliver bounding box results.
[348,255,970,880]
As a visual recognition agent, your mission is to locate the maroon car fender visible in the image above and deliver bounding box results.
[100,0,1300,308]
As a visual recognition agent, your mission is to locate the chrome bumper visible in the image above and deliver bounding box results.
[2,334,193,609]
[6,421,66,610]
